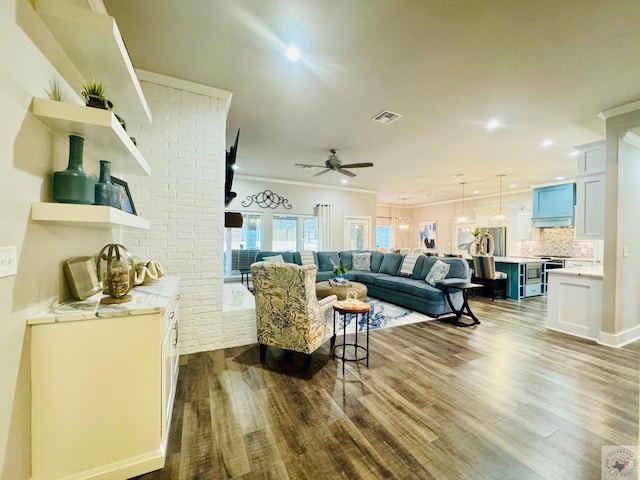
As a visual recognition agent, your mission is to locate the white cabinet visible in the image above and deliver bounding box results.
[29,276,180,480]
[576,140,605,175]
[516,211,533,240]
[565,259,595,268]
[574,141,605,239]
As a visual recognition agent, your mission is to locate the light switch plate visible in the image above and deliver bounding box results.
[0,247,18,278]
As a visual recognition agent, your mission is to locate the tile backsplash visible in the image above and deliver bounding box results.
[521,227,595,258]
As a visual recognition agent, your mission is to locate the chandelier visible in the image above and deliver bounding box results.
[454,182,469,230]
[489,174,509,226]
[394,197,414,233]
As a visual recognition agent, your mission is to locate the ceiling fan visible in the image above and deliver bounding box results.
[295,149,374,177]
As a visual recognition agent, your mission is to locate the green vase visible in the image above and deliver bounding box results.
[53,135,95,204]
[94,160,113,206]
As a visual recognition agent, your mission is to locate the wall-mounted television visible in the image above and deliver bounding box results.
[224,129,239,207]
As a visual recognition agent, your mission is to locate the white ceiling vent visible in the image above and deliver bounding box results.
[372,110,402,125]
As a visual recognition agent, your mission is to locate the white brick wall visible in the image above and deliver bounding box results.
[121,76,229,354]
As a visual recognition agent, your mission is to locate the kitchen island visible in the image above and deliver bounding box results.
[466,256,547,300]
[546,265,603,340]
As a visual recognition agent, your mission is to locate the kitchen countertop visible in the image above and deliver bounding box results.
[545,265,603,279]
[28,275,180,325]
[464,256,550,264]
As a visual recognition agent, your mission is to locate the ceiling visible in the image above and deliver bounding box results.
[103,0,640,206]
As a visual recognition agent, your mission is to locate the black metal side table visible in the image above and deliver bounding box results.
[331,301,371,374]
[438,281,483,327]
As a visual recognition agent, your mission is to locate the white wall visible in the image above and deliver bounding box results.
[404,191,533,256]
[120,73,230,355]
[231,177,377,251]
[1,2,120,477]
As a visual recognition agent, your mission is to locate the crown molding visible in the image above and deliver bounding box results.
[234,174,377,195]
[136,69,233,115]
[598,99,640,120]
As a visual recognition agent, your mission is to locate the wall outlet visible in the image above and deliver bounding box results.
[0,247,18,278]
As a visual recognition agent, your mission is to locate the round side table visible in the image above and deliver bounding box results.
[332,300,371,374]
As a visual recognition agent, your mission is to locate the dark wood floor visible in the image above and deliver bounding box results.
[135,296,639,479]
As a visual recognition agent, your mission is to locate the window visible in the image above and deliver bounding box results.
[224,212,263,277]
[376,216,393,250]
[273,215,318,251]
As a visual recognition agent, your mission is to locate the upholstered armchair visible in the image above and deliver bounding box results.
[250,262,337,370]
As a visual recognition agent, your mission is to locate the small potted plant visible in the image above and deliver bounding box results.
[333,260,348,282]
[82,79,112,110]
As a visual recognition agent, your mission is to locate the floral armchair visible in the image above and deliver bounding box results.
[250,261,337,370]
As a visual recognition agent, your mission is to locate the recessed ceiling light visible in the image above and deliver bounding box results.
[472,190,480,195]
[556,176,565,180]
[341,179,347,184]
[485,120,500,130]
[540,140,553,147]
[509,184,517,188]
[285,45,301,62]
[569,150,579,156]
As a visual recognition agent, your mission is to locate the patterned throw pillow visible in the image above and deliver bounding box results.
[300,251,315,265]
[399,253,420,276]
[425,259,450,285]
[352,252,371,271]
[264,254,285,263]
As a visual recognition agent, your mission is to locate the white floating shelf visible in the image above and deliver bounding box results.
[32,98,151,176]
[35,0,152,126]
[32,203,150,230]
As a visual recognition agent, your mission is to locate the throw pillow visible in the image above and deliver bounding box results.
[352,252,371,271]
[399,253,420,276]
[264,254,284,263]
[425,259,450,285]
[299,251,315,265]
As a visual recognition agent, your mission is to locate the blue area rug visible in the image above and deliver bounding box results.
[337,297,434,335]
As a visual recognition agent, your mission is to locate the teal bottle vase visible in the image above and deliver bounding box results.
[53,135,95,204]
[94,160,114,206]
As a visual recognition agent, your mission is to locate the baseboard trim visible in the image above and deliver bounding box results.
[45,451,165,480]
[598,325,640,348]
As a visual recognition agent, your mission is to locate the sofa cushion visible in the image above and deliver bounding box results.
[352,271,383,284]
[425,259,451,285]
[399,253,421,276]
[379,253,403,276]
[317,251,340,272]
[370,251,384,272]
[375,275,399,290]
[395,278,444,301]
[352,252,371,271]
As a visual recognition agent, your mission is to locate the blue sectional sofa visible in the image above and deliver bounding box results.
[254,250,471,317]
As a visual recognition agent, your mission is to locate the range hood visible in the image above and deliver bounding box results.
[531,183,575,228]
[531,216,574,228]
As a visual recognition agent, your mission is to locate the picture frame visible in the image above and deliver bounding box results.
[418,220,438,250]
[110,176,137,215]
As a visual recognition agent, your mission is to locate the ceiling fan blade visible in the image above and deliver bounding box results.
[295,163,326,168]
[339,162,374,169]
[338,168,356,177]
[313,169,331,177]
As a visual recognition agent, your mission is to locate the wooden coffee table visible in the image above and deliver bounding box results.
[316,280,367,301]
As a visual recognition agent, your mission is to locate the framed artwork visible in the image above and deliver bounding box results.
[418,221,437,249]
[111,176,137,215]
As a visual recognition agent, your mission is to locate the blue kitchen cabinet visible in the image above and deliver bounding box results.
[532,183,576,227]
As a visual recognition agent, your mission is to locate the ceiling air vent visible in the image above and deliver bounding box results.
[372,110,402,125]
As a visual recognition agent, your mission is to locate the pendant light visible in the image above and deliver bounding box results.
[490,174,509,226]
[394,197,414,233]
[454,182,469,230]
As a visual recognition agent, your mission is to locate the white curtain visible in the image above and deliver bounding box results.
[315,204,333,250]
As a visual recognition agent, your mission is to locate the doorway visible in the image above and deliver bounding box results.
[344,216,371,250]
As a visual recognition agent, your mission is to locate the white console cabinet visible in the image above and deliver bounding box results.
[28,276,180,480]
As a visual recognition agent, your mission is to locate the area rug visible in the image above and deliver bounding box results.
[336,297,435,335]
